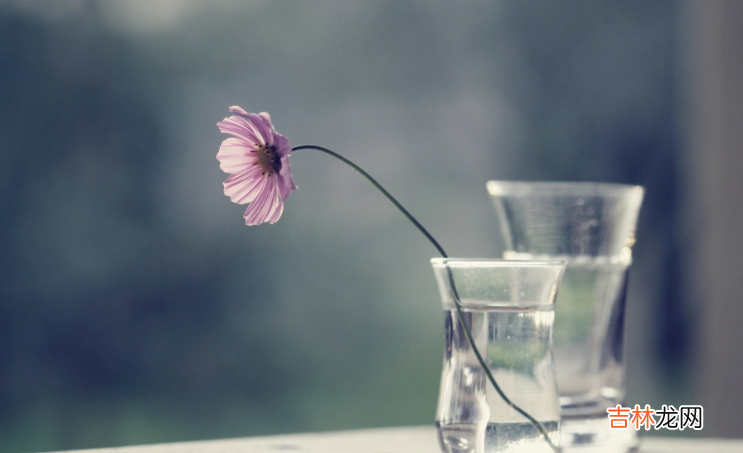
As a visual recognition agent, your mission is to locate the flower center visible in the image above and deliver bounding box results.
[254,143,281,175]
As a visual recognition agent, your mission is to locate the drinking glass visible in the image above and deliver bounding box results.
[487,181,644,452]
[432,258,565,453]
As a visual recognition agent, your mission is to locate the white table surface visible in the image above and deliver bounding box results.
[43,426,743,453]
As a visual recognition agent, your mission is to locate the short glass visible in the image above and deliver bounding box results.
[487,181,644,452]
[432,258,566,453]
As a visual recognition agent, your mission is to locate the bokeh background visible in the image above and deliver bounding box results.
[1,0,742,451]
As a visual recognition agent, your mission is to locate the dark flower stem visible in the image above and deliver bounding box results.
[291,145,560,452]
[291,145,446,257]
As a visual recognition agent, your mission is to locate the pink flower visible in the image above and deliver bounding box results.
[217,106,297,225]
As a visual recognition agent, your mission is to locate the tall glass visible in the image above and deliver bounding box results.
[432,258,566,453]
[487,182,644,452]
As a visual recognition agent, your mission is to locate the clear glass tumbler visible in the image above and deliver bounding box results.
[487,181,644,453]
[432,258,566,453]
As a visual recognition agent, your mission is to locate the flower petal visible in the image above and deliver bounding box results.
[243,175,279,225]
[258,112,273,129]
[273,133,292,158]
[267,197,284,224]
[276,154,297,200]
[216,137,257,174]
[223,165,264,204]
[229,105,250,118]
[217,115,262,145]
[244,112,273,147]
[262,175,284,224]
[251,178,277,222]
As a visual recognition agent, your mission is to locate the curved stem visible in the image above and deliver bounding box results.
[291,145,447,258]
[291,144,559,452]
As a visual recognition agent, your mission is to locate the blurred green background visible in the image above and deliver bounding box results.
[0,0,716,451]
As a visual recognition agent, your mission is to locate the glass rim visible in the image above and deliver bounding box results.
[430,257,566,268]
[486,180,644,197]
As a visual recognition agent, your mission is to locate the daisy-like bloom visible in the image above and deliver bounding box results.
[217,106,297,225]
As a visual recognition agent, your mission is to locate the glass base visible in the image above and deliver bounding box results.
[560,417,639,453]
